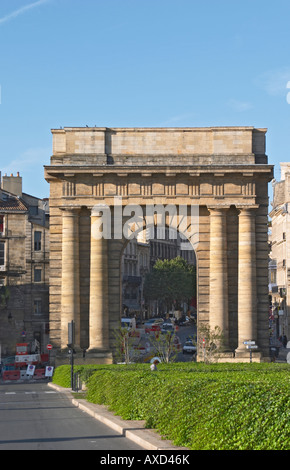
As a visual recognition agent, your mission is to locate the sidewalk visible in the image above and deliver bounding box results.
[276,347,290,363]
[47,382,188,451]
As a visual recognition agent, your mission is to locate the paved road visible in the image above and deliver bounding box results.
[176,323,197,362]
[0,382,143,450]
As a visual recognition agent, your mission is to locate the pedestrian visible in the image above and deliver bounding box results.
[150,359,159,371]
[282,335,288,348]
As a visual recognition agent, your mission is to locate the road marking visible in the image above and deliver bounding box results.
[1,391,56,396]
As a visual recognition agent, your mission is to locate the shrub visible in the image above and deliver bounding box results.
[52,362,290,450]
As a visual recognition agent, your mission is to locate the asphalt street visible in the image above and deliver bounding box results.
[0,382,143,451]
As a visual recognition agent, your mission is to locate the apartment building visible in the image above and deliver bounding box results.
[0,173,49,357]
[269,163,290,341]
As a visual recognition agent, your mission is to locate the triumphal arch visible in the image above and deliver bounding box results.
[44,127,273,364]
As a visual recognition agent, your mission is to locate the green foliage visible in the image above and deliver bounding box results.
[112,327,143,364]
[149,331,180,363]
[52,362,290,450]
[0,286,10,308]
[197,324,225,363]
[143,257,196,309]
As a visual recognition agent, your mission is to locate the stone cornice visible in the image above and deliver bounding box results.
[45,164,273,178]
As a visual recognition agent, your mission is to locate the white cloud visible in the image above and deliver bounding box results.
[227,99,253,112]
[1,147,50,197]
[2,147,50,175]
[160,113,197,126]
[255,67,290,96]
[0,0,50,25]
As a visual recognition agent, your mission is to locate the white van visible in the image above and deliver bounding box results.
[121,317,136,330]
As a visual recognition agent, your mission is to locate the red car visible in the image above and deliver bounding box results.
[145,323,162,334]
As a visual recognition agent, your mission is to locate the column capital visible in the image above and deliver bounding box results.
[207,205,231,212]
[208,205,230,218]
[236,204,259,213]
[60,206,82,214]
[91,203,110,218]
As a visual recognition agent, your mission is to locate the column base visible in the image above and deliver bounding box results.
[235,348,262,362]
[196,351,235,363]
[196,350,265,363]
[85,348,113,364]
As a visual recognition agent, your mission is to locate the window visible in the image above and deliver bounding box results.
[0,216,3,233]
[34,231,42,251]
[270,270,277,284]
[34,268,42,282]
[34,300,42,315]
[0,242,5,266]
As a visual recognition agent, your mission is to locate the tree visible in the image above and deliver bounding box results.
[143,257,196,311]
[197,324,225,363]
[113,327,143,364]
[149,330,180,363]
[0,286,10,309]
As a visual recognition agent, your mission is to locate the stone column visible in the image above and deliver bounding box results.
[236,207,258,354]
[60,208,81,350]
[208,207,229,349]
[88,206,110,351]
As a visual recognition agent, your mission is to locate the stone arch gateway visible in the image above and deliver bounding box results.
[44,126,273,364]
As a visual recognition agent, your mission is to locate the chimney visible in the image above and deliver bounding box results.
[1,172,23,197]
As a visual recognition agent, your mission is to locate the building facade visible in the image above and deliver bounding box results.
[0,173,49,357]
[269,163,290,341]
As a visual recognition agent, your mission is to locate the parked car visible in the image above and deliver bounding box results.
[144,318,163,333]
[177,316,190,326]
[161,323,175,334]
[182,340,197,354]
[121,317,136,330]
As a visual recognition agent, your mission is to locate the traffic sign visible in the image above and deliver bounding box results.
[47,344,53,350]
[45,366,54,377]
[246,345,258,349]
[244,341,256,345]
[26,364,35,376]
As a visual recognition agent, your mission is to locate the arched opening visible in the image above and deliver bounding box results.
[119,223,197,363]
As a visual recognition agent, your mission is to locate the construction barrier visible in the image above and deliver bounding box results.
[40,354,49,363]
[34,369,46,379]
[2,370,20,381]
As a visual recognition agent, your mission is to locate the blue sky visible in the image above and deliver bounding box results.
[0,0,290,199]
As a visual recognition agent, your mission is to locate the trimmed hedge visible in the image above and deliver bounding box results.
[53,362,290,450]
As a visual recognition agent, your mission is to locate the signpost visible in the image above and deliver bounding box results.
[243,340,258,363]
[47,344,53,365]
[67,321,75,390]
